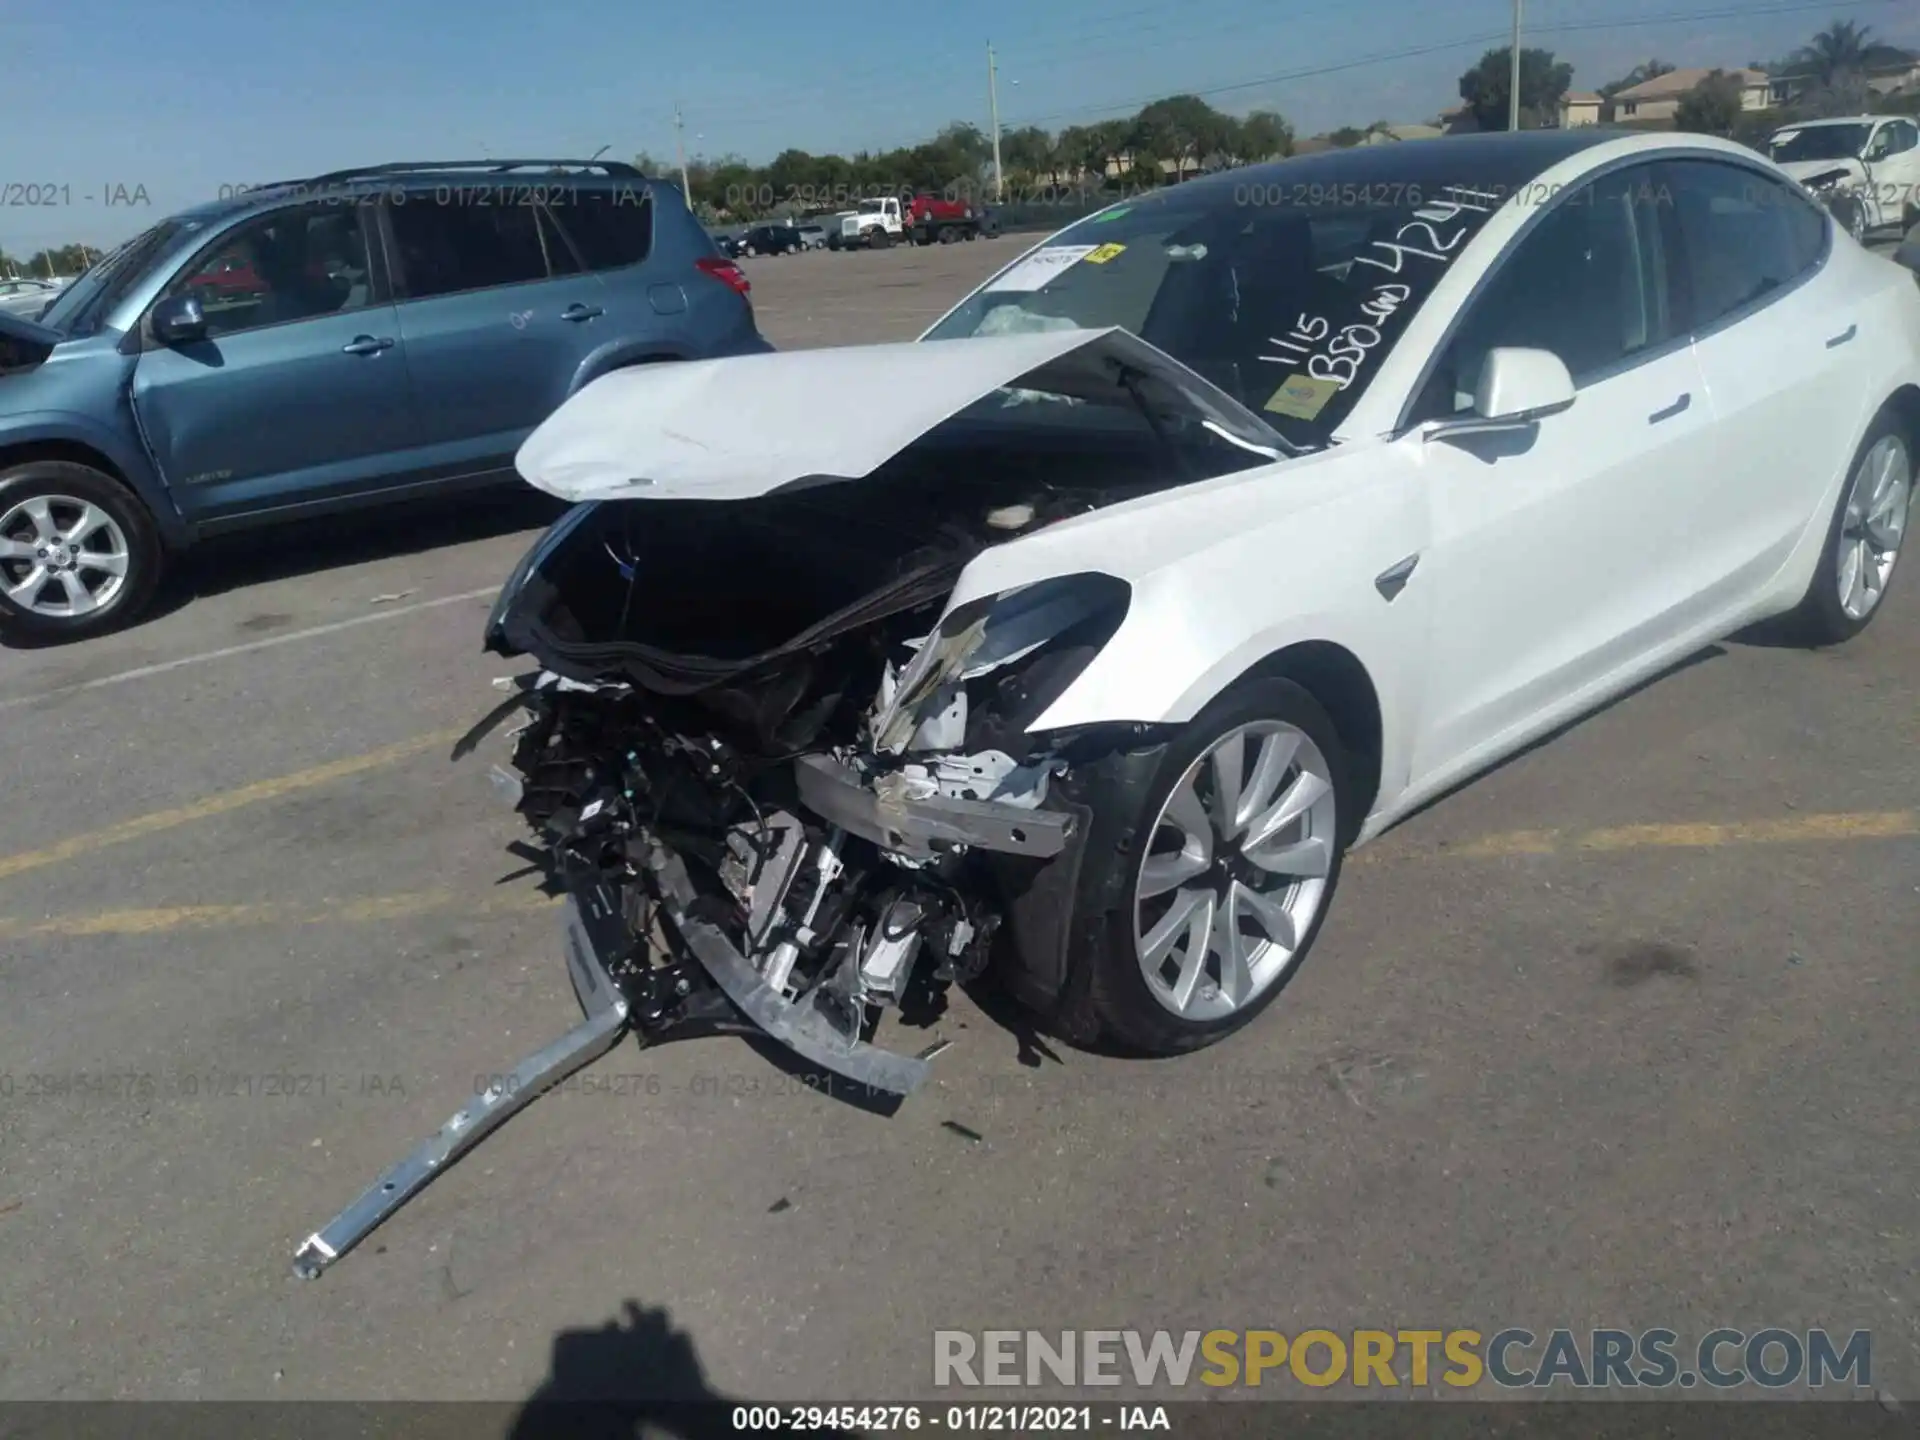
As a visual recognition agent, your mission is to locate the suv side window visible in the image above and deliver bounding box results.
[1412,163,1676,420]
[387,196,578,299]
[173,203,376,339]
[551,187,653,271]
[1881,119,1918,156]
[1663,159,1826,331]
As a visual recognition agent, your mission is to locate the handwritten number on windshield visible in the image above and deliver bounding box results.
[1264,186,1502,392]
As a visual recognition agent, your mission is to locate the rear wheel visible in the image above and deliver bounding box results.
[1073,678,1350,1055]
[1791,409,1912,645]
[0,461,163,645]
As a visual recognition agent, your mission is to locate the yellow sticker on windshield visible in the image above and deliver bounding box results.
[1264,374,1340,420]
[1082,242,1127,264]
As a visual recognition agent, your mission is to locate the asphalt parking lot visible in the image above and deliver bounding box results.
[0,236,1916,1414]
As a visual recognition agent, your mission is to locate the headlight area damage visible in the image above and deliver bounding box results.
[291,328,1291,1279]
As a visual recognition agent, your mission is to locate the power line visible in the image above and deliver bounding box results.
[1002,0,1904,126]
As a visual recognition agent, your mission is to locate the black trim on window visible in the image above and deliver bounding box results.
[1391,153,1691,435]
[139,198,386,349]
[1390,147,1832,436]
[1654,156,1831,346]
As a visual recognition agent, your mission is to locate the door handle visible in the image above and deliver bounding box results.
[341,335,394,356]
[1825,324,1857,348]
[561,303,604,322]
[1649,393,1691,423]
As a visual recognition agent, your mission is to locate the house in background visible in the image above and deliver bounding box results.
[1560,91,1604,127]
[1609,67,1772,122]
[1436,103,1481,135]
[1360,122,1446,143]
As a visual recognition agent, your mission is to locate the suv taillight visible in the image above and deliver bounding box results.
[695,256,751,296]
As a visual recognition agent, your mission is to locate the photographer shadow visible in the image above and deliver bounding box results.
[508,1299,856,1440]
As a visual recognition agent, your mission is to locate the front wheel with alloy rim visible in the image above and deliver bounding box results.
[0,462,163,644]
[1792,411,1912,645]
[1077,677,1350,1055]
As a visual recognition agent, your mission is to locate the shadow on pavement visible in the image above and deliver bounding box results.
[146,486,567,623]
[508,1299,856,1440]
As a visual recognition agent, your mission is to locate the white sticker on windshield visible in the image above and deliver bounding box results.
[985,245,1099,292]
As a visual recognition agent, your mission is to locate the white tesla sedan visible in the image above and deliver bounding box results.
[485,129,1918,1079]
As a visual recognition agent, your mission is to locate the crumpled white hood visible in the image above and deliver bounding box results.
[1776,156,1865,186]
[513,327,1288,503]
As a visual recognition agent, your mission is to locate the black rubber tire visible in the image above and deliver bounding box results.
[0,461,164,645]
[1789,406,1913,647]
[1073,677,1351,1056]
[939,226,958,244]
[870,229,891,250]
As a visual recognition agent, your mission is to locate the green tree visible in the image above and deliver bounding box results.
[1458,46,1575,130]
[1235,109,1294,161]
[1326,125,1366,147]
[1790,20,1911,85]
[1675,70,1745,136]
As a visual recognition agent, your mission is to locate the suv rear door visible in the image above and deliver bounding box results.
[380,182,629,472]
[129,198,420,522]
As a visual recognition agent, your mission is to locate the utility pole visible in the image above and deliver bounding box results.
[673,103,692,201]
[988,44,1005,204]
[1507,0,1523,131]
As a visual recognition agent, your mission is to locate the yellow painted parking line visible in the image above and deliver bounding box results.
[0,728,466,885]
[0,888,560,941]
[1447,810,1916,858]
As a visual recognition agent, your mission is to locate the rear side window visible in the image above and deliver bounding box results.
[388,197,577,298]
[551,188,653,271]
[1663,160,1826,330]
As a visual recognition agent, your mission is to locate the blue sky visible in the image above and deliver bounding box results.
[6,0,1918,252]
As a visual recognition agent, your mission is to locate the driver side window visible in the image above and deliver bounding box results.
[1412,164,1676,422]
[173,203,376,339]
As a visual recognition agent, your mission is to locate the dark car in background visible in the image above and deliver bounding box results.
[0,159,766,643]
[738,223,807,257]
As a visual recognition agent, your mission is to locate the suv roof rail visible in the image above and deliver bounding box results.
[257,159,648,189]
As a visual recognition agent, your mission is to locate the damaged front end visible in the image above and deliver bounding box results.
[292,329,1285,1279]
[480,489,1135,1098]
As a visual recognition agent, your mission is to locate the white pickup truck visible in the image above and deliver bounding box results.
[828,197,907,249]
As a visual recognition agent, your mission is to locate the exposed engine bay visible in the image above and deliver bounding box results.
[475,420,1247,1094]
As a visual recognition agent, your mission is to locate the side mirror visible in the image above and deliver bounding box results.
[1424,346,1576,441]
[150,293,207,346]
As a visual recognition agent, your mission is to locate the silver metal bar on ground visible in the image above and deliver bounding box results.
[290,999,628,1280]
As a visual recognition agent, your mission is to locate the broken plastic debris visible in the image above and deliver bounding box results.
[986,504,1036,531]
[368,590,418,605]
[1165,243,1208,261]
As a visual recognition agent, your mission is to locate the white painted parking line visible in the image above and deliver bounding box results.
[0,585,500,713]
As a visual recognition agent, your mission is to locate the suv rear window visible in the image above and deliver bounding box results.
[552,187,653,271]
[389,197,576,297]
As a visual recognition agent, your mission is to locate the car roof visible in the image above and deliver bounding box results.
[1185,128,1623,200]
[1774,115,1881,127]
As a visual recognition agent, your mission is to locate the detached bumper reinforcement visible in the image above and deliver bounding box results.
[794,753,1074,861]
[645,843,933,1097]
[290,895,629,1281]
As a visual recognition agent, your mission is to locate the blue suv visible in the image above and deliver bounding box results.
[0,159,768,643]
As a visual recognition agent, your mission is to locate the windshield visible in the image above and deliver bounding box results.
[924,179,1508,447]
[858,199,887,213]
[1770,125,1872,163]
[36,218,196,336]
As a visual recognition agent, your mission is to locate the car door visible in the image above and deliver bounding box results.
[382,187,618,474]
[1404,160,1722,784]
[1866,118,1920,225]
[129,199,419,522]
[1662,157,1868,588]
